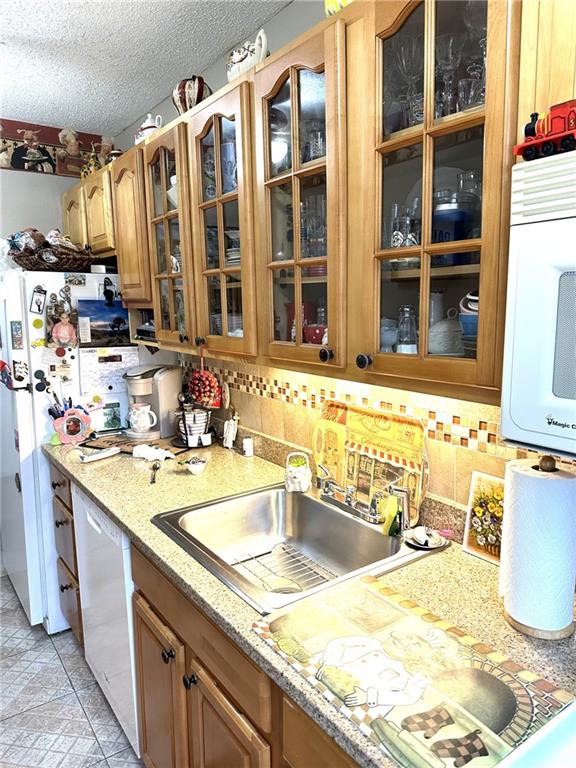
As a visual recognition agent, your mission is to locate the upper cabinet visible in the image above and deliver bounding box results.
[254,21,347,368]
[348,0,520,400]
[111,146,152,306]
[143,122,195,347]
[61,184,87,249]
[83,166,115,253]
[188,81,257,356]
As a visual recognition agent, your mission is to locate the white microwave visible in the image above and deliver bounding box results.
[501,152,576,457]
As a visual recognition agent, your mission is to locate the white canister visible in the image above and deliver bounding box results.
[242,437,254,457]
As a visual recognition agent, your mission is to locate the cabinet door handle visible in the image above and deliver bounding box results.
[51,480,63,490]
[356,353,373,370]
[178,334,189,344]
[14,473,21,493]
[60,583,73,593]
[319,348,334,363]
[183,673,198,689]
[194,336,205,347]
[161,648,175,664]
[54,519,68,528]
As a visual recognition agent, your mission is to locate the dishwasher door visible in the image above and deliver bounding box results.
[72,485,139,753]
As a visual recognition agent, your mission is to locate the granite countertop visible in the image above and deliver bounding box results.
[42,444,576,768]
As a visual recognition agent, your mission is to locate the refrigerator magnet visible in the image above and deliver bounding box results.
[30,286,47,314]
[10,321,23,350]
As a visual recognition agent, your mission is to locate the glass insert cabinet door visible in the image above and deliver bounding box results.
[353,0,515,395]
[254,22,346,367]
[144,123,194,346]
[187,82,256,356]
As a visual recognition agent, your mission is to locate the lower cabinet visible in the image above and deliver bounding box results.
[56,557,83,645]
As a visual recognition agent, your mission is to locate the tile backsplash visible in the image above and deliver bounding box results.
[184,356,539,510]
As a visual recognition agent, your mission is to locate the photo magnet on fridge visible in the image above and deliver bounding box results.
[77,299,130,347]
[10,320,23,350]
[30,285,47,314]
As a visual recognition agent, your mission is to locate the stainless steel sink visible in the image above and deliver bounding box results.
[153,485,428,614]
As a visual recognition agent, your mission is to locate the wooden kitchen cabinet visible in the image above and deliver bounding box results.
[133,593,190,768]
[282,696,356,768]
[61,183,87,249]
[52,496,76,574]
[187,658,270,768]
[57,557,83,645]
[143,122,196,347]
[188,80,257,356]
[83,165,116,253]
[347,0,520,401]
[111,146,153,306]
[253,20,347,368]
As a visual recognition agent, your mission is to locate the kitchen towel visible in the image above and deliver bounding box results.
[499,459,576,634]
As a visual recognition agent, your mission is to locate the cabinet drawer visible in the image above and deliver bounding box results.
[52,497,77,575]
[282,697,357,768]
[57,557,83,645]
[131,546,272,733]
[49,463,72,510]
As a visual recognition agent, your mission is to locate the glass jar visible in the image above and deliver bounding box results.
[397,304,418,354]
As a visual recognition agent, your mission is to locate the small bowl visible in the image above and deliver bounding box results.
[179,456,208,475]
[459,313,478,336]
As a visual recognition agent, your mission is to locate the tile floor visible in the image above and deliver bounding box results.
[0,575,144,767]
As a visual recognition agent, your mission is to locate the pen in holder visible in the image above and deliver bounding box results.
[285,452,312,493]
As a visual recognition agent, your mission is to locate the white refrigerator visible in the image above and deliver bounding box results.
[0,269,170,633]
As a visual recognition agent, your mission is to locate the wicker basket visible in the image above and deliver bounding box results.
[10,246,103,272]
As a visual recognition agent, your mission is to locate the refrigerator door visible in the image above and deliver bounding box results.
[0,271,44,624]
[72,484,139,752]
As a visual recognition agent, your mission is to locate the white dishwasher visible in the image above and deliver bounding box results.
[72,484,139,754]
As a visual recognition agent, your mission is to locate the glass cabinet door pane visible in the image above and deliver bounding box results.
[435,0,487,118]
[155,223,166,273]
[207,276,222,335]
[301,269,328,345]
[272,268,295,341]
[201,124,216,201]
[203,206,219,269]
[383,3,424,135]
[381,144,422,249]
[151,159,163,216]
[226,274,243,337]
[165,150,177,211]
[380,258,420,353]
[159,279,170,330]
[220,118,237,195]
[432,125,484,243]
[223,200,240,266]
[270,183,293,261]
[429,250,480,357]
[269,78,292,177]
[298,70,326,164]
[300,174,327,258]
[173,279,186,333]
[169,219,181,273]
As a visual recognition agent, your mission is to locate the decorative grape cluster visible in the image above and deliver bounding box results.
[189,369,219,406]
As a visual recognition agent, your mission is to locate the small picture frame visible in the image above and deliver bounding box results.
[463,471,505,565]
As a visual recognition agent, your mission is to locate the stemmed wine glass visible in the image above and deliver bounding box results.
[463,0,488,100]
[436,33,465,117]
[394,35,424,127]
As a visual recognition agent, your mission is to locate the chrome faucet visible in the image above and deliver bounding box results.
[389,485,411,531]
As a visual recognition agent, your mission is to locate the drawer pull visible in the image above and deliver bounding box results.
[183,673,198,689]
[51,480,64,490]
[54,519,68,528]
[161,648,175,664]
[60,583,73,593]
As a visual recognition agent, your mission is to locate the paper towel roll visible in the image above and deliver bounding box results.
[500,460,576,637]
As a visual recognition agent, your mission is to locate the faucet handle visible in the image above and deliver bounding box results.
[345,485,357,505]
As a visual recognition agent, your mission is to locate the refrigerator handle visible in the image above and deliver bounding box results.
[85,508,102,536]
[14,473,21,493]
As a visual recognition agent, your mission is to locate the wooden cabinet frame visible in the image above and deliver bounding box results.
[83,166,115,253]
[111,146,152,306]
[254,20,347,368]
[347,0,521,401]
[188,80,257,356]
[61,184,87,249]
[144,122,196,348]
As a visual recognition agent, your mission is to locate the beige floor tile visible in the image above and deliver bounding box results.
[76,685,130,758]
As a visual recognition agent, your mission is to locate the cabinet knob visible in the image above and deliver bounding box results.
[178,334,189,344]
[183,673,198,689]
[60,583,72,593]
[318,348,334,363]
[161,648,176,664]
[51,480,63,490]
[356,353,373,370]
[194,336,205,347]
[55,519,68,528]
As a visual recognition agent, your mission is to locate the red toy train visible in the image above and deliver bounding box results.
[513,98,576,161]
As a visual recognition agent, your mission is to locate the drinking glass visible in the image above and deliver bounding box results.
[457,78,483,111]
[463,0,488,100]
[436,34,465,117]
[394,35,425,127]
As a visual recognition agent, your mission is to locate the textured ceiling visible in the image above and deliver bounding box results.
[2,0,291,135]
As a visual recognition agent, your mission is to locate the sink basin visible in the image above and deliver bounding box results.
[153,485,428,614]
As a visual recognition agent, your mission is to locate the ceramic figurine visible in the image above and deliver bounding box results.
[285,452,312,493]
[134,114,163,145]
[226,29,268,82]
[172,76,213,115]
[80,144,101,178]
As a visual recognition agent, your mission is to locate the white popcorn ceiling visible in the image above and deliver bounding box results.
[3,0,291,135]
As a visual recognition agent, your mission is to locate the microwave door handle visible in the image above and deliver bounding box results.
[85,509,102,536]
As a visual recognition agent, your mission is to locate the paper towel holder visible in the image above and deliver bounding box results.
[533,455,559,473]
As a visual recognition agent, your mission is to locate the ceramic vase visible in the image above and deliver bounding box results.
[172,77,213,116]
